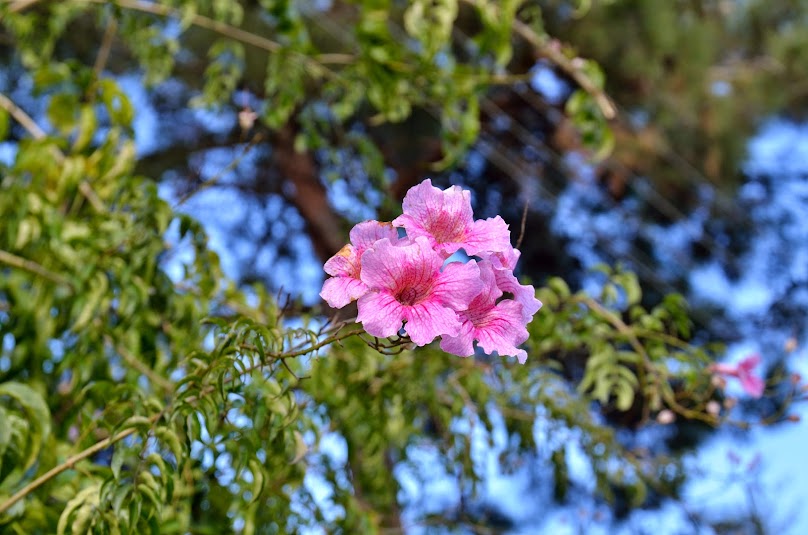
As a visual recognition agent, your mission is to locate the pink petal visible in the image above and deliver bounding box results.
[494,268,542,322]
[710,362,739,377]
[467,259,502,307]
[488,246,521,271]
[403,301,462,346]
[462,216,512,256]
[391,213,466,257]
[324,245,359,278]
[349,220,399,251]
[360,238,442,292]
[740,374,765,398]
[320,276,368,309]
[431,259,484,312]
[356,291,405,339]
[440,320,476,357]
[473,300,530,362]
[737,354,761,374]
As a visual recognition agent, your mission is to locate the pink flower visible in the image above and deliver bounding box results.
[319,220,399,308]
[710,354,765,398]
[356,237,483,346]
[440,261,530,363]
[392,179,511,257]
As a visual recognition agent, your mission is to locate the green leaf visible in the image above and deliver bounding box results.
[70,502,95,535]
[57,485,99,535]
[290,430,307,465]
[547,277,571,300]
[47,92,79,133]
[72,105,97,152]
[0,382,51,475]
[615,381,635,411]
[0,408,9,476]
[0,108,9,141]
[404,0,458,57]
[154,427,184,466]
[247,458,265,504]
[111,445,125,480]
[98,79,134,128]
[137,483,161,511]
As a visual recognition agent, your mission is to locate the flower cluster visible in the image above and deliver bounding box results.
[320,179,541,363]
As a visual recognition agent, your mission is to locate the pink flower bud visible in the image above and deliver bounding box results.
[656,409,676,425]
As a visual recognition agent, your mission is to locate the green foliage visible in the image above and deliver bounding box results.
[404,0,457,58]
[531,267,717,420]
[565,58,615,160]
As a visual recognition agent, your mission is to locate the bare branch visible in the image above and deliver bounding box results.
[0,92,47,139]
[0,249,74,290]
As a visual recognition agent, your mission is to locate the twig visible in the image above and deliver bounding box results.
[105,335,175,392]
[0,92,47,139]
[514,198,529,249]
[92,16,118,80]
[0,425,142,515]
[0,249,74,289]
[274,328,364,360]
[174,133,263,207]
[509,19,617,120]
[6,0,42,14]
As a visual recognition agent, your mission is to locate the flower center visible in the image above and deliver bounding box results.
[464,306,491,326]
[427,213,465,244]
[395,285,426,306]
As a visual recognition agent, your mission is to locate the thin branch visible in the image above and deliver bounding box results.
[77,181,106,212]
[184,326,365,406]
[514,198,529,249]
[0,92,47,139]
[270,327,364,360]
[92,16,118,80]
[509,19,617,120]
[6,0,41,13]
[0,425,141,515]
[105,335,175,392]
[0,249,74,289]
[174,133,263,207]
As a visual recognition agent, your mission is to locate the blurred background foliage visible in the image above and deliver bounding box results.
[0,0,806,533]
